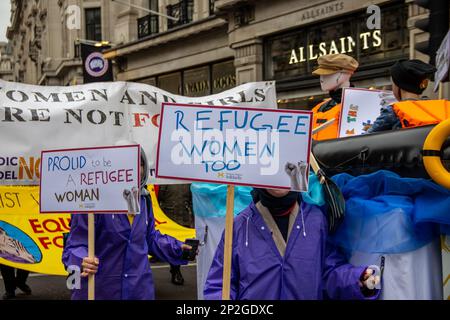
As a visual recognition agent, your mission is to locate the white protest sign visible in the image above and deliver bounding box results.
[156,103,313,191]
[339,88,395,137]
[39,145,140,213]
[434,30,450,92]
[0,80,276,186]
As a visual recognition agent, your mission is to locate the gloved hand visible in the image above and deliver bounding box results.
[359,268,381,296]
[298,161,308,190]
[285,162,303,191]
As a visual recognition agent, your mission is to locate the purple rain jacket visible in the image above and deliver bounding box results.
[204,201,379,300]
[62,196,186,300]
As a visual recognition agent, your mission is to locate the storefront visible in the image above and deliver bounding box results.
[264,1,409,110]
[136,59,236,97]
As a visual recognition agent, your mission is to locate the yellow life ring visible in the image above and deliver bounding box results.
[423,118,450,190]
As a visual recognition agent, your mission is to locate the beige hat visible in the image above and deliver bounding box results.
[312,54,359,76]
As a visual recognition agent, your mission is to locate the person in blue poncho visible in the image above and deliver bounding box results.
[62,148,194,300]
[204,187,380,300]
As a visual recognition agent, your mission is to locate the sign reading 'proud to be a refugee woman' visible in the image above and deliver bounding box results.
[40,145,140,213]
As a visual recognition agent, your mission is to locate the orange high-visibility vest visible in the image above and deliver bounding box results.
[312,99,341,140]
[392,100,450,128]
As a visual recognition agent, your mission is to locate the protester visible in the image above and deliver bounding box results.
[169,264,184,285]
[0,265,31,300]
[62,148,195,300]
[368,59,438,133]
[204,188,380,300]
[156,185,194,286]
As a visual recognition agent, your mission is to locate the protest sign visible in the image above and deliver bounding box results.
[39,145,140,213]
[434,30,450,92]
[0,80,276,186]
[339,88,393,137]
[156,103,313,192]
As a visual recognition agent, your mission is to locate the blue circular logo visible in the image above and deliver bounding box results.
[85,52,109,77]
[0,221,42,264]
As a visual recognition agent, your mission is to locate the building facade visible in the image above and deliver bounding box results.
[6,0,445,100]
[0,42,14,81]
[6,0,146,85]
[105,0,236,96]
[101,0,444,105]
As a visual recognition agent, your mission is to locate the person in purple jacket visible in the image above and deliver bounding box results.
[204,188,380,300]
[62,148,192,300]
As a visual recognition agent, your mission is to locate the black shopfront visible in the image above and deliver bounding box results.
[264,1,409,110]
[137,60,236,97]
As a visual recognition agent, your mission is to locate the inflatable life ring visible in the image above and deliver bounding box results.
[423,118,450,190]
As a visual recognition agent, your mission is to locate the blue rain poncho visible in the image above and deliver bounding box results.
[330,170,450,254]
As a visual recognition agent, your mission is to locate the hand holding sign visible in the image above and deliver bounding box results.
[40,145,140,300]
[284,162,308,191]
[81,256,99,277]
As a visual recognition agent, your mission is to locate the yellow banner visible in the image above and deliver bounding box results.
[0,186,195,276]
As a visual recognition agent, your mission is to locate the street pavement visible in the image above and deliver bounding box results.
[0,262,197,300]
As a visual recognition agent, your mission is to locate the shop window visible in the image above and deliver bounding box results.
[265,2,409,81]
[138,77,157,86]
[212,61,236,94]
[155,60,235,96]
[158,72,182,95]
[358,5,409,65]
[184,66,210,97]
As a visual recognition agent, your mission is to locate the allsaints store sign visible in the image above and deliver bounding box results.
[265,2,409,81]
[288,30,382,64]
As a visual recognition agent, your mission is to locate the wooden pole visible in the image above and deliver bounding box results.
[439,82,443,100]
[311,118,335,135]
[222,185,235,300]
[88,213,95,300]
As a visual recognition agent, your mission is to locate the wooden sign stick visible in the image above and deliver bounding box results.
[88,212,95,300]
[222,184,235,300]
[312,118,336,135]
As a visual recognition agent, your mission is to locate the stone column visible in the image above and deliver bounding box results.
[231,38,263,85]
[114,0,139,44]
